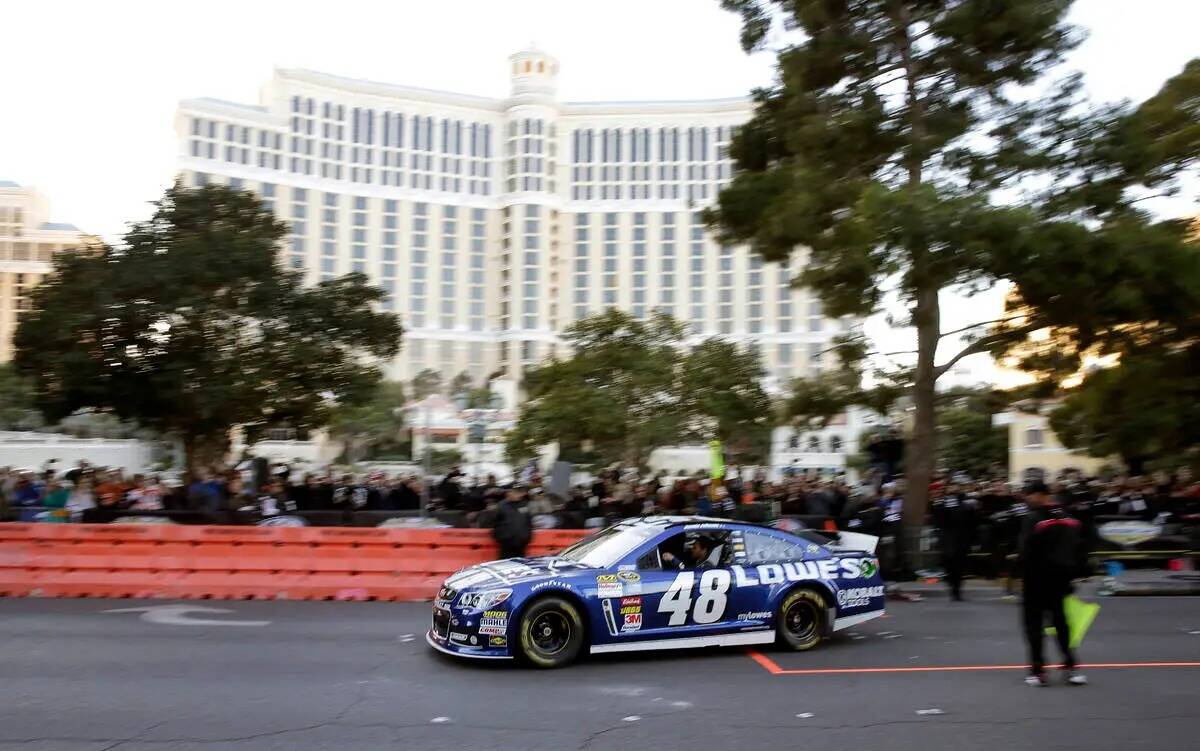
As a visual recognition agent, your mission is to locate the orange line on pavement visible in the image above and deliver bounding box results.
[746,652,1200,676]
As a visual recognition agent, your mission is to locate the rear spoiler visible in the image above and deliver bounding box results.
[833,531,879,554]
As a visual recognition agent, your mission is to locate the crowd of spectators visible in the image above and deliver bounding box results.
[3,459,1197,541]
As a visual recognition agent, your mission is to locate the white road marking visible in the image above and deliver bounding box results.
[916,709,945,716]
[431,717,451,724]
[622,716,641,722]
[796,712,814,719]
[670,701,692,708]
[103,605,270,627]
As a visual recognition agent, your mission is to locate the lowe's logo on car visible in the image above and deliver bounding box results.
[837,586,885,608]
[730,558,877,587]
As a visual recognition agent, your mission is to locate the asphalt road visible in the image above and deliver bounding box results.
[2,587,1198,751]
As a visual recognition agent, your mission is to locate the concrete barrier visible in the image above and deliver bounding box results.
[0,523,590,602]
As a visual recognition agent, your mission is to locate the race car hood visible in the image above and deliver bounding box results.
[444,556,596,590]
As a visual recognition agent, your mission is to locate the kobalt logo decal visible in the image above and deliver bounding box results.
[837,585,884,608]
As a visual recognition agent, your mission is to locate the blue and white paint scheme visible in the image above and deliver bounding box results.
[427,516,885,660]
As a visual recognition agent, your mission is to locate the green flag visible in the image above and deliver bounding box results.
[1045,595,1100,649]
[709,440,724,480]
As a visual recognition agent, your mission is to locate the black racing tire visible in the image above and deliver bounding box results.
[776,588,826,651]
[516,596,586,669]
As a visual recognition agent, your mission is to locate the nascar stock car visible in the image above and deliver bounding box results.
[427,516,885,668]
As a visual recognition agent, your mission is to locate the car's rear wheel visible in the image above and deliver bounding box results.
[517,596,585,668]
[776,588,826,651]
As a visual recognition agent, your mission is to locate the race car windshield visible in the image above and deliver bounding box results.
[556,525,660,568]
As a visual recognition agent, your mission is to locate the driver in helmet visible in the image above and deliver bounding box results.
[662,533,716,571]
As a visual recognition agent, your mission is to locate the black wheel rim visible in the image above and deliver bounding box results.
[784,599,818,641]
[529,611,571,656]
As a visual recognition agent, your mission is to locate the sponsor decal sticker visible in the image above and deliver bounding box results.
[532,579,571,591]
[489,636,507,647]
[596,574,622,598]
[736,611,771,621]
[859,558,878,579]
[479,611,508,636]
[617,570,641,583]
[449,632,469,643]
[622,613,642,631]
[837,585,884,608]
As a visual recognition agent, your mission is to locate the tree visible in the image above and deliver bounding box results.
[679,339,773,463]
[935,388,1008,479]
[13,183,402,476]
[0,364,44,431]
[411,368,444,400]
[510,310,778,469]
[447,371,473,400]
[513,310,686,469]
[327,381,407,463]
[710,1,1199,563]
[1049,346,1200,475]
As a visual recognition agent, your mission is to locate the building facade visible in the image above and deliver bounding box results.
[175,48,851,388]
[0,181,97,362]
[994,405,1110,484]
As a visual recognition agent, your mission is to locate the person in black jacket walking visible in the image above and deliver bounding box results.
[493,485,533,559]
[1018,481,1088,687]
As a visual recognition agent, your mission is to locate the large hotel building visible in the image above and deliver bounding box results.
[176,47,849,389]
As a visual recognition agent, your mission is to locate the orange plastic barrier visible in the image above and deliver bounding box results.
[0,523,590,602]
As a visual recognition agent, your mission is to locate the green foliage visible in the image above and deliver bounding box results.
[1049,345,1200,475]
[410,368,443,400]
[0,364,45,431]
[13,183,402,473]
[328,380,407,462]
[509,310,772,469]
[448,371,473,399]
[710,1,1199,535]
[935,388,1009,479]
[426,448,465,475]
[679,339,773,463]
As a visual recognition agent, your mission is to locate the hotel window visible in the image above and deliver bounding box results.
[522,205,540,328]
[289,188,307,270]
[320,193,338,281]
[603,213,618,306]
[808,297,823,333]
[777,343,793,381]
[350,197,368,274]
[778,266,793,333]
[631,213,647,318]
[718,246,734,334]
[689,212,706,333]
[747,256,763,334]
[380,200,398,311]
[658,213,677,314]
[469,208,486,331]
[574,213,590,320]
[410,203,429,327]
[440,205,458,328]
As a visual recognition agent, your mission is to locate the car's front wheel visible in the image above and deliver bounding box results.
[776,588,826,651]
[516,596,585,668]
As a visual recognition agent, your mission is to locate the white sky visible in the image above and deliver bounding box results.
[4,0,1197,385]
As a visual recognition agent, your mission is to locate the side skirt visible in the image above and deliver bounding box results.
[832,610,885,632]
[590,630,776,655]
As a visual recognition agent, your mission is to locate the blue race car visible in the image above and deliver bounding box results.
[427,516,885,668]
